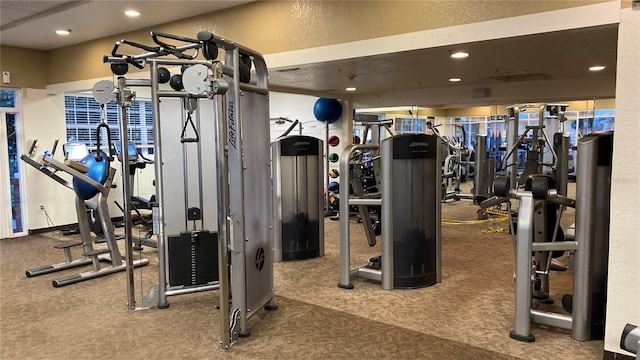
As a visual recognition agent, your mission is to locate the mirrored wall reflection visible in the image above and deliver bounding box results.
[446,103,615,173]
[354,106,440,145]
[355,101,615,179]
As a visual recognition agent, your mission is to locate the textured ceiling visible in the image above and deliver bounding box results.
[0,1,619,108]
[0,0,253,50]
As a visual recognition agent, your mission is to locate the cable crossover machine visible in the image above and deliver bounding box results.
[101,30,276,350]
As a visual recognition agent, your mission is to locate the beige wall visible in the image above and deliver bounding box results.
[0,46,48,89]
[606,6,639,355]
[41,0,609,85]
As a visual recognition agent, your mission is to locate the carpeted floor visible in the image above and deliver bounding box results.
[0,184,603,359]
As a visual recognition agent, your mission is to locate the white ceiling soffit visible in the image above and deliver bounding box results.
[264,1,621,107]
[267,25,619,96]
[0,0,254,51]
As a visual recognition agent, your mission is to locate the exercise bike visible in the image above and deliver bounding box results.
[114,142,157,249]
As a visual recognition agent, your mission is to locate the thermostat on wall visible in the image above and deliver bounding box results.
[2,71,10,84]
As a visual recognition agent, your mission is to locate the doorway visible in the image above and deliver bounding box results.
[1,89,26,238]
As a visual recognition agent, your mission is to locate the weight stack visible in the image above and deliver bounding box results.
[168,230,218,287]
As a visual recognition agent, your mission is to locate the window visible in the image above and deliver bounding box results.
[1,89,16,108]
[394,117,426,134]
[64,95,153,153]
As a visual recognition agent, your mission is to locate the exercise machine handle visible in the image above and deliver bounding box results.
[27,139,38,157]
[150,31,200,59]
[479,196,510,209]
[151,31,199,46]
[138,151,154,165]
[51,139,59,157]
[109,41,146,69]
[95,123,114,161]
[120,39,160,53]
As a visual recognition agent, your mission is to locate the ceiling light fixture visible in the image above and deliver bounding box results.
[125,10,140,17]
[345,87,357,92]
[451,51,469,59]
[589,65,606,71]
[449,78,462,82]
[55,29,71,36]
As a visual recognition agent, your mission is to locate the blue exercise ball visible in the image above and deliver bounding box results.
[313,98,342,124]
[73,151,110,200]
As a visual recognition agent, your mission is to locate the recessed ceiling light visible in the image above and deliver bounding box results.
[345,87,357,92]
[449,78,462,82]
[589,65,606,71]
[55,29,71,36]
[451,51,469,59]
[125,10,140,17]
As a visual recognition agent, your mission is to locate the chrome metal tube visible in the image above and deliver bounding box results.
[225,46,249,336]
[531,309,572,330]
[196,104,204,229]
[572,135,598,341]
[181,100,190,230]
[117,77,136,311]
[165,284,219,297]
[505,105,520,189]
[553,132,570,196]
[355,267,382,281]
[380,138,393,290]
[338,144,379,289]
[348,199,382,206]
[149,62,169,309]
[325,122,330,214]
[531,241,578,252]
[214,89,231,350]
[511,193,535,341]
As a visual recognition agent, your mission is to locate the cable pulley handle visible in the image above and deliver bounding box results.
[94,124,105,162]
[95,121,115,162]
[180,112,200,144]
